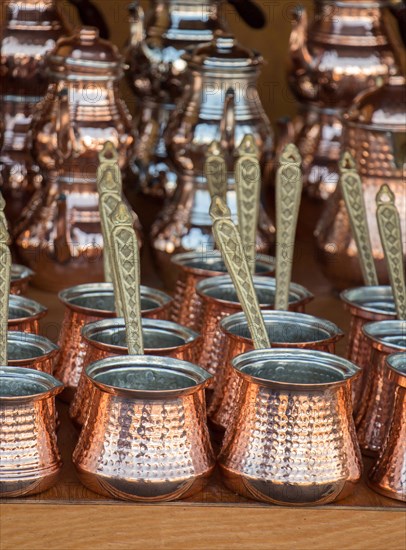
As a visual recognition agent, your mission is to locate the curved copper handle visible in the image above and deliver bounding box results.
[0,218,11,365]
[220,88,235,155]
[110,202,144,355]
[210,196,270,350]
[205,140,227,203]
[340,151,378,286]
[56,89,74,161]
[376,184,406,320]
[275,144,302,311]
[235,135,260,274]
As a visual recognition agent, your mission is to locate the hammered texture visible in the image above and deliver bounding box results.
[369,386,406,501]
[73,388,214,501]
[219,381,362,505]
[0,397,61,497]
[8,319,40,335]
[171,272,206,331]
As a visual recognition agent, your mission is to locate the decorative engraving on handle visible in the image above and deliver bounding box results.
[205,140,227,203]
[275,143,302,311]
[376,184,406,320]
[235,134,260,274]
[97,142,124,315]
[339,151,378,286]
[0,217,11,365]
[210,196,270,350]
[110,202,144,355]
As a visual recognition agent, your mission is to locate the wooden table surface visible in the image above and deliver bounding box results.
[1,198,405,550]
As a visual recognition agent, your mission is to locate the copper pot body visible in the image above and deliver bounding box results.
[125,0,226,198]
[151,34,275,288]
[209,310,344,432]
[196,275,313,388]
[285,0,401,200]
[0,366,63,497]
[70,317,202,428]
[73,355,215,501]
[8,295,47,334]
[0,0,71,232]
[368,352,406,502]
[315,76,406,288]
[170,252,275,330]
[9,265,34,295]
[7,331,59,375]
[340,286,396,413]
[356,320,406,456]
[15,28,136,292]
[54,283,173,402]
[218,349,362,505]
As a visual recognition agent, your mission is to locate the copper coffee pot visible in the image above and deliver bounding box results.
[283,0,402,200]
[15,28,135,291]
[0,0,72,232]
[316,76,406,287]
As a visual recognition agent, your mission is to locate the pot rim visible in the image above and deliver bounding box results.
[0,366,63,403]
[386,352,406,388]
[8,295,48,324]
[362,320,406,353]
[81,318,200,354]
[232,348,360,390]
[340,286,396,318]
[85,355,212,399]
[220,310,344,346]
[196,275,313,307]
[171,251,275,277]
[58,283,171,316]
[11,264,34,283]
[7,331,60,364]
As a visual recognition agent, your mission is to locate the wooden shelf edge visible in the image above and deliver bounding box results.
[1,503,405,550]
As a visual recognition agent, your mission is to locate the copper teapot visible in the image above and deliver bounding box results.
[282,0,402,200]
[15,28,135,292]
[125,0,227,198]
[0,0,71,232]
[316,75,406,288]
[151,33,274,287]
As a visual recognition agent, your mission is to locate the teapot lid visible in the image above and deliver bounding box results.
[48,27,123,80]
[345,75,406,130]
[184,32,262,70]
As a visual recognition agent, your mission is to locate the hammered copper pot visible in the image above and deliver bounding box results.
[356,320,406,456]
[54,283,173,401]
[15,27,136,291]
[0,366,63,497]
[316,75,406,288]
[171,251,275,330]
[341,285,396,413]
[8,295,47,334]
[10,265,34,295]
[368,352,406,502]
[196,275,313,387]
[209,310,344,433]
[73,355,215,501]
[284,0,401,200]
[70,317,202,428]
[0,0,71,231]
[218,348,362,505]
[125,0,227,199]
[7,331,59,375]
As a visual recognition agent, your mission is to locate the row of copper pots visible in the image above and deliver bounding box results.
[1,270,405,503]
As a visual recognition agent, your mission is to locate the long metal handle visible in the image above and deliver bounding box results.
[210,196,270,350]
[235,134,260,274]
[110,202,144,355]
[205,140,227,203]
[275,143,302,311]
[0,218,11,365]
[97,142,124,315]
[340,151,378,286]
[376,184,406,320]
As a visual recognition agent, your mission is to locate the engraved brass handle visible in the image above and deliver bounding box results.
[340,151,378,286]
[110,202,144,354]
[275,143,302,311]
[210,196,270,350]
[0,217,11,365]
[376,184,406,320]
[235,134,260,274]
[205,140,227,203]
